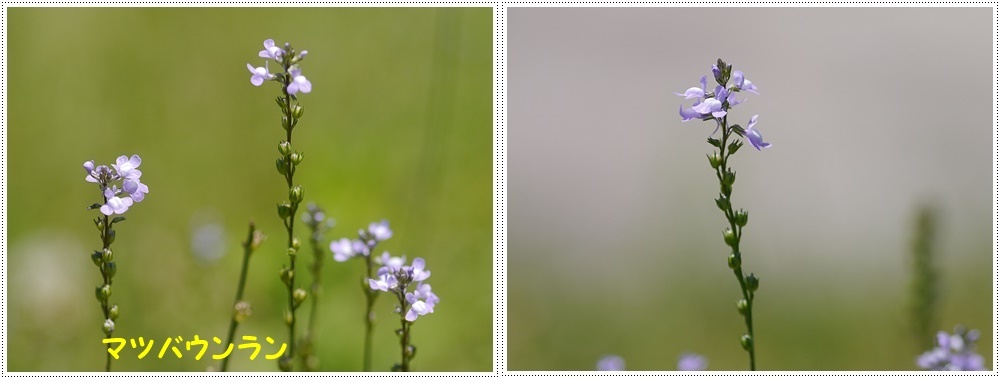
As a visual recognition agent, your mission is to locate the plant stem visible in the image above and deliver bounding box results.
[301,217,325,371]
[362,253,377,371]
[96,192,113,372]
[279,58,300,369]
[396,291,411,372]
[220,222,256,372]
[716,117,756,370]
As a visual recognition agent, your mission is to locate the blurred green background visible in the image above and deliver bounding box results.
[9,7,493,372]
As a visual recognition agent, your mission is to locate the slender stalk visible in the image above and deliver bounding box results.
[300,205,330,371]
[714,117,756,370]
[395,290,412,372]
[95,193,114,372]
[220,222,260,372]
[363,253,378,371]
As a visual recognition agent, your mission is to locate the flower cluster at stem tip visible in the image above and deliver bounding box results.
[83,155,149,215]
[677,60,770,150]
[247,39,312,95]
[330,220,393,262]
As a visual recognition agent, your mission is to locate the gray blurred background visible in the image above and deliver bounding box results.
[508,7,992,370]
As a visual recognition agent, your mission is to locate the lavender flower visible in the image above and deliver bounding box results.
[917,326,985,371]
[675,76,707,100]
[246,63,275,86]
[677,353,708,371]
[366,251,440,371]
[330,237,369,262]
[368,220,393,242]
[258,39,283,61]
[596,355,625,371]
[287,67,312,95]
[732,70,759,95]
[100,187,133,215]
[745,115,771,150]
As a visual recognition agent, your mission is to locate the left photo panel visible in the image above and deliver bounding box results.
[8,7,494,372]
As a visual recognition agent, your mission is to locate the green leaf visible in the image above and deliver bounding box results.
[111,216,126,225]
[707,138,721,148]
[728,141,743,155]
[87,203,102,210]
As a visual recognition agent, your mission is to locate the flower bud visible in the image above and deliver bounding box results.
[746,273,759,292]
[103,319,115,335]
[290,152,303,165]
[287,247,297,256]
[105,262,117,278]
[289,186,304,204]
[707,152,721,169]
[278,141,292,157]
[109,304,120,320]
[715,195,730,211]
[723,229,737,247]
[250,230,267,250]
[98,285,112,300]
[283,310,293,326]
[282,116,291,130]
[234,301,252,323]
[405,345,416,358]
[735,210,748,227]
[102,248,113,263]
[292,237,301,250]
[293,288,308,306]
[277,203,292,219]
[292,105,304,119]
[736,299,748,315]
[740,334,753,351]
[280,268,294,286]
[275,158,288,175]
[727,253,741,269]
[91,251,103,267]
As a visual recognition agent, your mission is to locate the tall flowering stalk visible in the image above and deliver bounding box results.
[300,203,334,371]
[220,221,265,372]
[368,252,439,372]
[677,59,769,370]
[247,38,312,371]
[82,154,149,371]
[331,220,393,371]
[908,206,940,349]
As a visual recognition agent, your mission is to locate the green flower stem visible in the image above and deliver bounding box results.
[94,192,115,372]
[301,215,326,371]
[394,291,413,372]
[220,222,259,372]
[714,116,757,370]
[362,253,378,372]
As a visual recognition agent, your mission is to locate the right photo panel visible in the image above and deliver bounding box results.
[508,7,992,371]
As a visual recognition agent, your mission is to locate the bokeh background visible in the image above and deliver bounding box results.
[8,8,493,371]
[508,7,992,370]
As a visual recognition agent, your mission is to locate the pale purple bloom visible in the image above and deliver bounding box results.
[677,353,708,371]
[679,102,708,122]
[733,70,759,95]
[404,292,435,322]
[83,161,110,183]
[727,91,746,108]
[368,274,398,292]
[675,76,708,100]
[711,64,721,81]
[596,355,625,371]
[258,39,283,61]
[414,283,439,305]
[692,98,726,118]
[330,237,368,262]
[410,258,431,282]
[100,187,133,215]
[122,178,148,202]
[247,63,274,86]
[368,220,393,241]
[376,252,406,275]
[918,327,985,371]
[112,155,142,180]
[287,67,312,95]
[745,115,771,150]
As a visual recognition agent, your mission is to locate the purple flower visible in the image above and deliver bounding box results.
[247,63,274,87]
[330,237,368,262]
[692,98,726,119]
[83,161,112,183]
[404,291,435,322]
[596,355,625,371]
[745,115,771,150]
[368,274,398,292]
[112,155,142,180]
[258,39,283,61]
[677,353,707,371]
[675,76,708,100]
[680,102,708,122]
[368,220,393,242]
[100,187,133,215]
[413,283,439,305]
[376,252,406,275]
[410,257,431,282]
[917,326,985,371]
[732,70,759,95]
[287,67,312,95]
[122,178,148,202]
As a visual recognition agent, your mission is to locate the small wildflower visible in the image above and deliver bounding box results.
[287,67,312,95]
[112,155,142,180]
[330,237,368,262]
[596,355,625,371]
[678,353,708,371]
[100,187,133,216]
[258,39,283,61]
[368,220,393,241]
[745,115,771,150]
[247,63,274,87]
[917,326,985,371]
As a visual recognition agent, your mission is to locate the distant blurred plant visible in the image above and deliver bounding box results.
[299,203,335,371]
[677,59,766,370]
[917,325,984,370]
[219,222,265,372]
[677,353,708,371]
[82,154,149,371]
[908,205,940,349]
[367,252,439,372]
[331,220,393,371]
[247,38,312,371]
[596,355,625,371]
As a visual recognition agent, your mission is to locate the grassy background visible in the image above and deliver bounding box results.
[8,7,493,372]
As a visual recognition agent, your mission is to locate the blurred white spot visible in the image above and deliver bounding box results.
[190,209,226,265]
